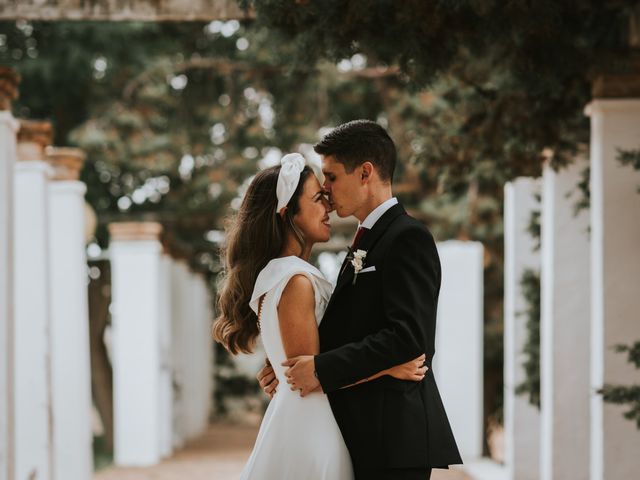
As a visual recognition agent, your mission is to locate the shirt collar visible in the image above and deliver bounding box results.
[360,197,398,230]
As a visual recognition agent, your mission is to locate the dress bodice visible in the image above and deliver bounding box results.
[249,256,333,382]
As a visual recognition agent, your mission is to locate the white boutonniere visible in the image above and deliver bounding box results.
[350,249,367,285]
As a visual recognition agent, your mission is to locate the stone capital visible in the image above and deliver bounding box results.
[45,146,86,181]
[0,67,20,110]
[17,120,53,162]
[109,222,163,242]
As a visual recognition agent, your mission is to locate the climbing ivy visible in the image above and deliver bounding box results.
[515,268,541,409]
[600,341,640,429]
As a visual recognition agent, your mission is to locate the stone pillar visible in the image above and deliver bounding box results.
[433,240,484,461]
[109,222,165,466]
[504,178,541,480]
[540,161,590,480]
[0,67,19,480]
[586,79,640,479]
[45,147,93,480]
[14,120,54,480]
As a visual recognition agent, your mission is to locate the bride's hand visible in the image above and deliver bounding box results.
[385,354,428,381]
[257,358,278,399]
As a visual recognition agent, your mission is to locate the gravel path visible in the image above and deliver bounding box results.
[94,422,471,480]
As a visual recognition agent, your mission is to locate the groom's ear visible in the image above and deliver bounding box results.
[360,162,373,183]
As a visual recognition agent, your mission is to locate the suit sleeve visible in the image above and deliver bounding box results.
[314,226,440,393]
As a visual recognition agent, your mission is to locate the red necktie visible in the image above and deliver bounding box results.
[351,227,367,251]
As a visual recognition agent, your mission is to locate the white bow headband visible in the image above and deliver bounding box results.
[276,153,306,213]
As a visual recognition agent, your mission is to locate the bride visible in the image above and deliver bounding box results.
[213,153,426,479]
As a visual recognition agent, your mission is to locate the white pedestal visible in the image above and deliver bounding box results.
[504,178,541,480]
[540,162,590,480]
[13,160,53,480]
[0,111,19,480]
[434,240,484,461]
[587,99,640,480]
[110,223,164,466]
[47,181,93,480]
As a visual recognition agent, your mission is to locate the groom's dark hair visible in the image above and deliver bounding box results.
[313,119,396,182]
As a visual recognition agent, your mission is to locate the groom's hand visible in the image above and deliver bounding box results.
[282,355,320,397]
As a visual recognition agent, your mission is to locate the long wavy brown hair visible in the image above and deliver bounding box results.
[213,165,314,354]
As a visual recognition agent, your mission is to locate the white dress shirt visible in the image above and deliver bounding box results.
[360,197,399,230]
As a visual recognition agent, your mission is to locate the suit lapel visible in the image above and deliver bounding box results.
[326,203,406,310]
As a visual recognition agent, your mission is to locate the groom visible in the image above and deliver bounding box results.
[259,120,462,479]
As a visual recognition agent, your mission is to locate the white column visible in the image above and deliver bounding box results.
[434,240,484,461]
[13,121,54,480]
[170,260,189,448]
[504,178,541,480]
[183,270,197,439]
[540,161,590,480]
[0,68,20,480]
[109,222,164,466]
[587,98,640,480]
[158,254,173,458]
[182,270,209,439]
[45,147,93,480]
[193,274,212,434]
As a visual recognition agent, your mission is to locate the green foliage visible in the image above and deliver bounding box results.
[244,0,638,174]
[617,148,640,170]
[515,268,541,409]
[213,343,262,416]
[526,195,541,251]
[617,148,640,193]
[573,166,591,216]
[600,342,640,429]
[92,434,113,471]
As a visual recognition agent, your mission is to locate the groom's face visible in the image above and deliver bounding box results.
[321,155,364,218]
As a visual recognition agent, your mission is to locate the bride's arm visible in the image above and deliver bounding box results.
[278,275,426,393]
[278,274,320,361]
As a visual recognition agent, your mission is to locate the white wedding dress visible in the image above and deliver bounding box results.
[241,256,354,480]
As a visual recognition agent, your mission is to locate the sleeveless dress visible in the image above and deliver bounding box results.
[240,256,354,480]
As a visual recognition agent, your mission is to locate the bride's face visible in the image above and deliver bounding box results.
[293,174,331,244]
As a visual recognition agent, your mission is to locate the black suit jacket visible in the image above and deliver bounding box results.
[315,203,462,472]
